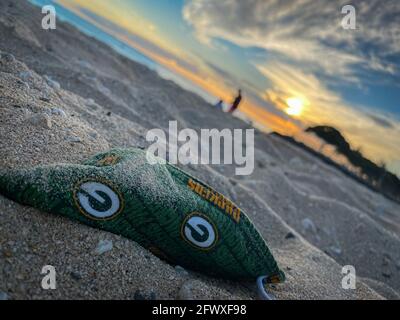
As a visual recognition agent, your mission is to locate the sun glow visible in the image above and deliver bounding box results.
[285,97,305,116]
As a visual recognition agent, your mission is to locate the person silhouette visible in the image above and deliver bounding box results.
[229,89,242,113]
[214,99,224,109]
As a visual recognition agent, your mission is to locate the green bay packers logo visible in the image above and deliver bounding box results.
[181,213,218,250]
[73,179,124,220]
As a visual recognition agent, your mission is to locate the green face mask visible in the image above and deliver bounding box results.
[0,148,285,283]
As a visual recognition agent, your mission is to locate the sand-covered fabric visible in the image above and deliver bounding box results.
[0,148,286,282]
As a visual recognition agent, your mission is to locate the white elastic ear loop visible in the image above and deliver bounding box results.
[256,276,275,300]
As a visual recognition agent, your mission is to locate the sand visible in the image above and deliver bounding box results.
[0,0,399,300]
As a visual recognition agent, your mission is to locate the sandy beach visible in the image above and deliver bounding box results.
[0,0,399,300]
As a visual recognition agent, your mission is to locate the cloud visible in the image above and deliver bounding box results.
[183,0,400,81]
[367,114,394,129]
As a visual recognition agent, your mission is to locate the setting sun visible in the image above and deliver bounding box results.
[285,97,304,116]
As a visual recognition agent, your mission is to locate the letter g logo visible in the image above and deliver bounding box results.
[182,213,218,250]
[73,180,123,220]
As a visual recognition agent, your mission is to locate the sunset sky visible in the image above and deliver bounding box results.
[31,0,400,175]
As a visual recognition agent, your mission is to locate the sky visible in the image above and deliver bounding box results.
[34,0,400,176]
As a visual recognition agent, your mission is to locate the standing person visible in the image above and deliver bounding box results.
[229,89,242,113]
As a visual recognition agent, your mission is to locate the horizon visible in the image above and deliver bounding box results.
[30,0,400,177]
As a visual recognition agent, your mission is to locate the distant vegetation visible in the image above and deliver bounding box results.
[272,126,400,203]
[306,125,400,202]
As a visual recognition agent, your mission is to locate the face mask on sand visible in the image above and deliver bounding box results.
[0,148,285,297]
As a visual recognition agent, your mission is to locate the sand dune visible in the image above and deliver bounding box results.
[0,0,399,300]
